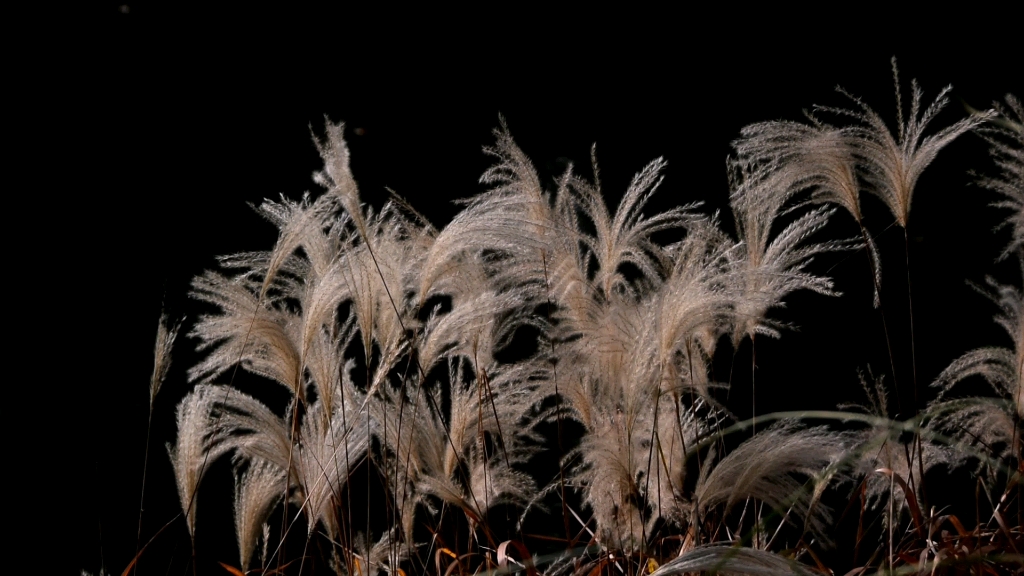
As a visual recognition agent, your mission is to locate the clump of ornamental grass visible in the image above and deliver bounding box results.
[109,76,1024,576]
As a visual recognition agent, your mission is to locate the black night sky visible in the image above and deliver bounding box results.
[64,5,1020,574]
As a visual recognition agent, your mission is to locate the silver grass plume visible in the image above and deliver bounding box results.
[842,372,954,512]
[733,116,885,306]
[559,220,733,548]
[202,377,373,540]
[295,375,374,539]
[189,270,304,398]
[257,192,347,276]
[149,314,180,405]
[204,385,293,470]
[652,399,720,528]
[565,150,694,300]
[312,119,367,240]
[273,200,424,399]
[168,386,235,536]
[351,205,425,395]
[818,57,995,228]
[373,359,542,542]
[734,119,862,223]
[929,277,1024,464]
[233,458,284,572]
[469,143,732,548]
[404,129,701,547]
[417,124,560,303]
[728,158,856,342]
[977,94,1024,260]
[654,218,736,399]
[302,321,356,428]
[256,191,341,301]
[417,288,528,373]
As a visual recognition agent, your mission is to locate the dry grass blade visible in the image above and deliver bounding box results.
[496,540,540,576]
[650,544,819,575]
[217,561,246,576]
[873,468,923,538]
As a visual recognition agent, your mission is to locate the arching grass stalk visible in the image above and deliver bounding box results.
[689,407,1017,480]
[902,228,928,509]
[134,315,179,574]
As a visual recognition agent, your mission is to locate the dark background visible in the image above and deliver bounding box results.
[61,4,1019,574]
